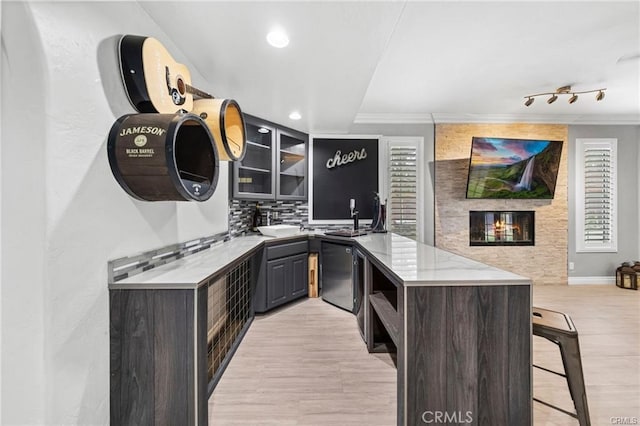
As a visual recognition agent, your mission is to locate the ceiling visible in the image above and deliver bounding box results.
[140,1,640,134]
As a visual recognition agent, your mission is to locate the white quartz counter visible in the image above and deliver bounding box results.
[110,235,268,289]
[352,233,530,286]
[110,231,530,289]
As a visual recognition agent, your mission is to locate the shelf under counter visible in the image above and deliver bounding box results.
[368,291,400,347]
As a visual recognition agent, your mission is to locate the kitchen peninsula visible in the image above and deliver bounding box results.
[109,232,532,425]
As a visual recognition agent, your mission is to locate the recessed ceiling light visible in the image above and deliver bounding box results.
[266,29,289,48]
[257,127,270,134]
[289,111,301,120]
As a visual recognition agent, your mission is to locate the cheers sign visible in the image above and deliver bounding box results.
[326,148,368,169]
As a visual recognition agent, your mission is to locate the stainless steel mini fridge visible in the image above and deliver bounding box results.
[321,242,354,312]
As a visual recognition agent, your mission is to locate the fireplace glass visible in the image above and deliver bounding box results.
[469,211,534,246]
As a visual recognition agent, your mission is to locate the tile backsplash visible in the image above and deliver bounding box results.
[229,200,309,237]
[228,199,346,237]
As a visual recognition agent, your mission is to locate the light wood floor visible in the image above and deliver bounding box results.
[209,285,640,425]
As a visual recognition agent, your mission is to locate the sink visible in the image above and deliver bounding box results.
[257,224,300,237]
[324,229,369,237]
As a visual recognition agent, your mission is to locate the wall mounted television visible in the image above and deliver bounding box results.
[466,137,563,199]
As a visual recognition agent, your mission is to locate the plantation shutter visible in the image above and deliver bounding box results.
[388,145,418,239]
[576,139,617,252]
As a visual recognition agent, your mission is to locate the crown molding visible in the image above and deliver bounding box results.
[429,113,640,125]
[353,112,640,125]
[353,113,433,124]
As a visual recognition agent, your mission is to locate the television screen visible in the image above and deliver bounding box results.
[466,137,563,199]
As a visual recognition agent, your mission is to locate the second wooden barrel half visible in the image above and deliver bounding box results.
[192,98,246,161]
[107,112,219,201]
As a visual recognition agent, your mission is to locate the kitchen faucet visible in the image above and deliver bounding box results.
[350,198,359,231]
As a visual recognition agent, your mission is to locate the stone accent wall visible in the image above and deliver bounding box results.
[435,123,568,286]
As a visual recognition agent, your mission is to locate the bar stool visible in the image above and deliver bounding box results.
[532,307,591,426]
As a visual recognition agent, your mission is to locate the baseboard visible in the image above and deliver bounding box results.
[568,276,616,285]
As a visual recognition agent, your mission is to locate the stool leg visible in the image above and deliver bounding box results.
[558,335,591,426]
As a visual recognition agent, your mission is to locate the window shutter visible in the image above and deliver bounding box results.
[576,139,617,252]
[388,146,417,239]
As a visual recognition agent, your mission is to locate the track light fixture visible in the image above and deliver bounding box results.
[523,85,606,106]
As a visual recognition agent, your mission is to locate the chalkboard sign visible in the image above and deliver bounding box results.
[310,137,379,221]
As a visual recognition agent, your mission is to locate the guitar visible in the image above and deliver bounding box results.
[119,35,213,113]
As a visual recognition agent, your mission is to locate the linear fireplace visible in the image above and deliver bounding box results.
[470,211,534,246]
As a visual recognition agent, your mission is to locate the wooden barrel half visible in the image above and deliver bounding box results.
[107,112,219,201]
[192,98,246,161]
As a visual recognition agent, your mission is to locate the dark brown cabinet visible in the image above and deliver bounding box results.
[266,258,287,308]
[109,258,255,426]
[255,240,308,313]
[276,128,307,200]
[232,114,307,200]
[266,253,307,309]
[290,254,308,298]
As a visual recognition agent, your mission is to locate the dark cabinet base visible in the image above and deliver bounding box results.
[110,258,254,426]
[254,240,309,313]
[110,289,200,426]
[364,257,531,426]
[404,285,531,425]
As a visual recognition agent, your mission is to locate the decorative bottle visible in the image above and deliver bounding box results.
[252,203,262,231]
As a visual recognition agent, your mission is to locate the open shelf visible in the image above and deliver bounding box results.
[238,165,270,174]
[280,148,305,158]
[280,172,304,178]
[369,291,399,347]
[247,140,271,150]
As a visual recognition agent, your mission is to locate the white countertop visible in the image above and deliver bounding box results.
[110,231,530,289]
[352,233,531,286]
[111,235,268,289]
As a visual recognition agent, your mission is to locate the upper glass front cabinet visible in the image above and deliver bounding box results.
[232,115,307,200]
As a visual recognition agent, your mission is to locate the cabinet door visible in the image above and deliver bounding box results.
[266,258,288,309]
[289,253,309,299]
[233,115,276,199]
[276,128,307,200]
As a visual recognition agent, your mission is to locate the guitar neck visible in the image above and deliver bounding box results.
[186,84,214,99]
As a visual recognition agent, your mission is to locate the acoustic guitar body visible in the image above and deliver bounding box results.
[119,35,194,113]
[192,98,247,161]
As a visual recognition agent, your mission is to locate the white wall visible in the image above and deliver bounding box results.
[567,125,640,279]
[350,122,435,244]
[1,2,228,424]
[2,2,47,423]
[0,1,4,422]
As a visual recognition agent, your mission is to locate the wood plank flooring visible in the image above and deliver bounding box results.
[209,285,639,425]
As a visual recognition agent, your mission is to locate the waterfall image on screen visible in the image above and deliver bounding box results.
[465,137,563,199]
